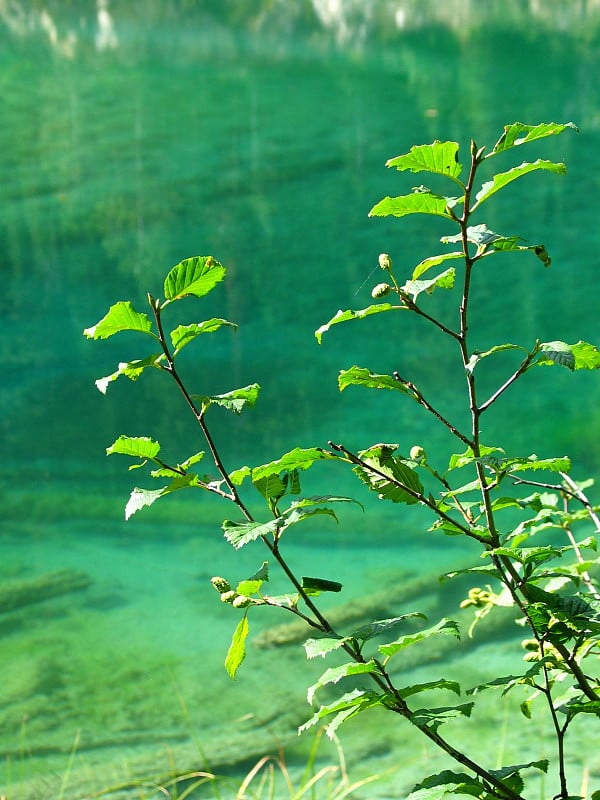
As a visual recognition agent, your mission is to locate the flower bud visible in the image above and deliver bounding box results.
[409,445,426,462]
[232,595,253,609]
[371,282,391,299]
[378,253,392,270]
[211,576,232,594]
[220,590,237,604]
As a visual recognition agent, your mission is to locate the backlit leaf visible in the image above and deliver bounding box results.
[379,618,460,658]
[107,435,161,460]
[536,340,600,370]
[95,354,165,394]
[225,614,249,680]
[338,366,415,396]
[307,661,379,704]
[83,301,155,340]
[369,193,456,220]
[354,443,423,504]
[163,256,226,302]
[473,160,567,210]
[194,384,260,414]
[408,770,483,800]
[412,252,463,280]
[315,303,402,343]
[170,318,237,354]
[386,141,463,182]
[402,266,455,299]
[251,448,337,481]
[489,122,577,156]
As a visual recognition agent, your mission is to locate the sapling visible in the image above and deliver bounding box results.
[86,122,600,800]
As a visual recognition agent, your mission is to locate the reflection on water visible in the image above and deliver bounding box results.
[1,3,600,798]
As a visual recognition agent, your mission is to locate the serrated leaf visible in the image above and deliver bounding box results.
[338,366,416,396]
[163,256,226,302]
[379,618,460,657]
[95,354,165,394]
[408,770,483,800]
[369,193,456,221]
[571,340,600,369]
[412,252,463,280]
[170,318,237,355]
[315,303,402,343]
[507,455,571,474]
[222,518,280,549]
[107,435,161,460]
[299,689,384,737]
[307,660,379,704]
[536,340,600,370]
[402,266,455,300]
[410,703,474,732]
[304,637,347,659]
[448,445,503,470]
[225,614,249,680]
[251,448,337,481]
[354,444,423,504]
[84,301,155,340]
[193,383,260,415]
[386,141,463,182]
[124,473,200,520]
[473,160,567,210]
[489,122,578,156]
[351,613,427,643]
[400,679,461,700]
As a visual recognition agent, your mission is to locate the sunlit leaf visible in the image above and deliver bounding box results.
[124,473,200,520]
[489,122,578,156]
[170,318,237,354]
[222,518,280,549]
[402,266,455,299]
[473,160,567,209]
[536,340,600,370]
[304,637,347,659]
[408,770,484,800]
[163,256,226,302]
[369,193,456,221]
[193,383,260,414]
[225,614,249,680]
[83,301,155,340]
[400,679,461,700]
[299,689,385,738]
[95,354,165,394]
[465,344,525,374]
[386,141,463,182]
[301,576,343,594]
[315,303,402,343]
[379,618,460,657]
[251,448,337,481]
[410,703,474,732]
[107,435,161,460]
[412,252,463,280]
[338,366,415,396]
[354,443,423,504]
[351,613,427,643]
[307,661,380,704]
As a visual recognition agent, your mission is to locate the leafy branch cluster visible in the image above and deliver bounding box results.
[85,122,600,800]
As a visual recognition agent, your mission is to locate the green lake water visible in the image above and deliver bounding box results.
[1,3,600,798]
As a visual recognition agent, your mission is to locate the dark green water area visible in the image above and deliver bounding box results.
[1,2,599,798]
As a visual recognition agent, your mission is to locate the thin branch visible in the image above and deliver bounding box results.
[478,351,537,413]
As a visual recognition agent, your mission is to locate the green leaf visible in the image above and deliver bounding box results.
[354,443,423,504]
[301,576,343,594]
[95,354,165,394]
[299,689,384,737]
[369,193,457,221]
[400,679,461,700]
[412,252,463,280]
[163,256,226,302]
[124,473,199,520]
[448,445,503,470]
[83,301,155,340]
[228,466,251,486]
[507,455,571,474]
[351,613,427,644]
[338,366,416,396]
[536,340,600,370]
[304,637,347,659]
[465,343,525,374]
[386,141,463,183]
[107,435,161,461]
[193,384,260,415]
[489,122,578,156]
[225,614,249,680]
[222,518,280,549]
[408,771,484,800]
[251,448,337,482]
[401,266,455,300]
[170,318,237,355]
[410,703,474,732]
[379,618,460,658]
[473,160,567,210]
[315,303,402,343]
[307,660,380,703]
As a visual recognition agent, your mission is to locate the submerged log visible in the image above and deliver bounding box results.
[0,569,92,614]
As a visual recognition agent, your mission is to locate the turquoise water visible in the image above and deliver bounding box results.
[1,3,600,798]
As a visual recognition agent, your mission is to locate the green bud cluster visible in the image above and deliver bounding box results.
[460,587,493,609]
[409,445,426,462]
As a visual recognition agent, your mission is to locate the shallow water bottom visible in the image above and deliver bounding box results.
[1,503,599,799]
